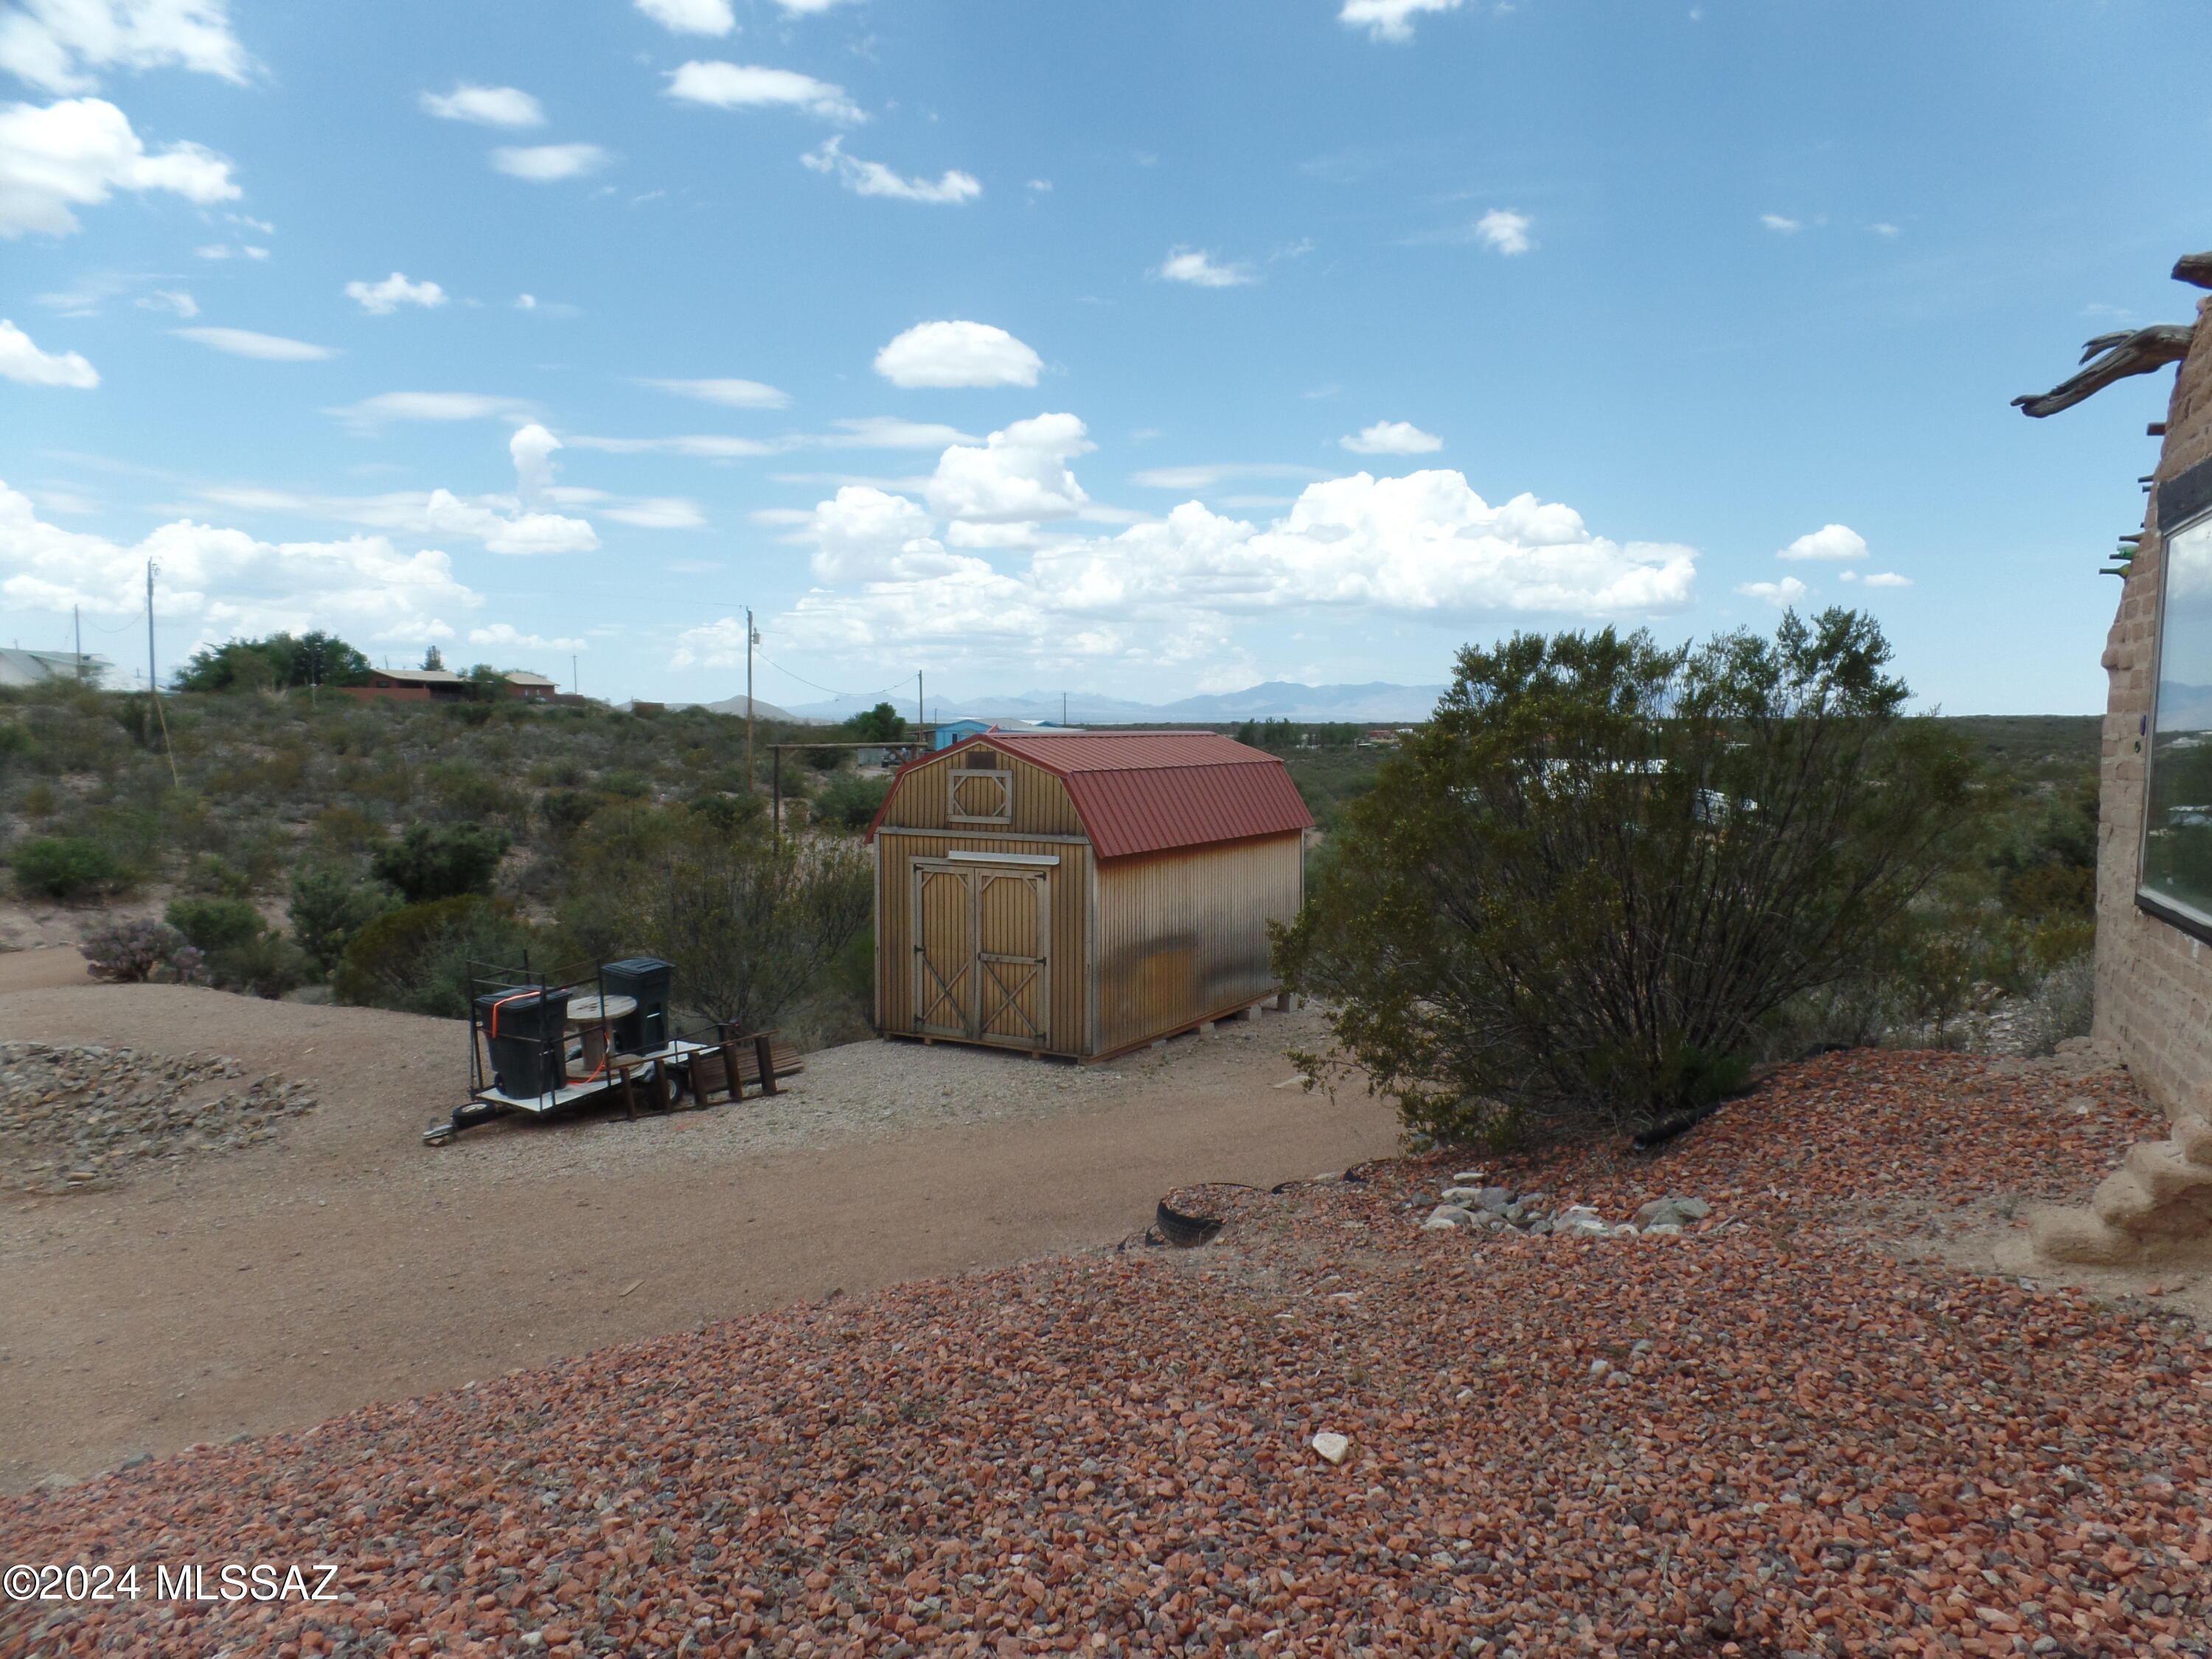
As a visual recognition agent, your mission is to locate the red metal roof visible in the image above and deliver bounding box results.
[872,730,1312,860]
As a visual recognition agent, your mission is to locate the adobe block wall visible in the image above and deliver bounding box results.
[2096,296,2212,1119]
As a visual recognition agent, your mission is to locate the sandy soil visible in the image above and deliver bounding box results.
[0,982,1397,1494]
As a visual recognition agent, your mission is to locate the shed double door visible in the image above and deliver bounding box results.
[911,860,1051,1049]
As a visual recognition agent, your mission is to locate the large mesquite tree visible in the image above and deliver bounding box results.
[1274,609,1982,1142]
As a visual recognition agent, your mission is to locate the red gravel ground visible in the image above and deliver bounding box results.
[7,1050,2211,1659]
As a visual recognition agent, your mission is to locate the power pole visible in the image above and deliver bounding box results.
[73,605,81,683]
[1062,689,1068,726]
[145,560,156,694]
[745,608,758,792]
[571,652,578,697]
[917,669,924,736]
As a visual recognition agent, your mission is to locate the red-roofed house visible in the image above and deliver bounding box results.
[866,731,1314,1060]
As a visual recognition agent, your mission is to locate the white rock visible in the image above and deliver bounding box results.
[1642,1222,1683,1237]
[1589,1359,1611,1379]
[1453,1170,1486,1183]
[1440,1186,1485,1205]
[1311,1431,1352,1465]
[1422,1204,1474,1231]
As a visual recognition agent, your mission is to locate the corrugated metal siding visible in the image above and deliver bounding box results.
[874,832,1091,1056]
[1093,832,1303,1052]
[871,746,1086,838]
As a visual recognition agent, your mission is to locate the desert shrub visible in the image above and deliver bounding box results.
[553,813,870,1037]
[812,771,891,830]
[181,853,256,898]
[842,703,909,742]
[288,868,398,973]
[165,895,265,955]
[538,789,609,840]
[80,918,190,983]
[529,758,587,788]
[426,760,528,827]
[10,836,122,900]
[370,822,512,904]
[312,805,385,855]
[335,895,538,1017]
[686,790,765,836]
[17,783,56,818]
[598,770,653,800]
[2013,953,2096,1057]
[1276,610,1982,1144]
[212,932,314,999]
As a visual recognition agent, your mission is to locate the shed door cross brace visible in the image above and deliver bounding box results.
[911,859,1050,1049]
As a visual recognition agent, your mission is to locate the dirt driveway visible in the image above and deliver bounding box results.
[0,981,1397,1494]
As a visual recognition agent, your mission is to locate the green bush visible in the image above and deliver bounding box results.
[812,771,891,830]
[335,895,538,1018]
[10,836,122,899]
[288,868,397,973]
[370,822,512,904]
[212,933,313,999]
[165,895,264,954]
[1276,610,1982,1143]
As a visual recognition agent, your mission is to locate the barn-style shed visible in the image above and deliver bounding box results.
[866,731,1314,1060]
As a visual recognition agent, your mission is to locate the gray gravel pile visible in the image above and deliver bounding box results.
[0,1040,316,1192]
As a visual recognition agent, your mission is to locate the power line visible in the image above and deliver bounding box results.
[750,647,914,706]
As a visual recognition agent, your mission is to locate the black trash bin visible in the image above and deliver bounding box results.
[600,957,672,1054]
[476,987,571,1097]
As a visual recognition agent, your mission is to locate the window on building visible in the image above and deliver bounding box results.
[2142,509,2212,931]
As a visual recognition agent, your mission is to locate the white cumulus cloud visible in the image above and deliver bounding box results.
[1776,523,1867,561]
[639,376,789,408]
[0,478,480,653]
[771,463,1696,678]
[1862,571,1913,588]
[509,423,560,509]
[418,84,543,128]
[1157,248,1253,288]
[1736,577,1812,608]
[0,317,97,386]
[194,481,598,557]
[925,412,1093,528]
[1341,420,1441,456]
[664,60,863,122]
[491,143,608,181]
[468,621,585,653]
[344,271,446,315]
[1761,213,1802,234]
[873,319,1042,389]
[636,0,734,35]
[175,326,335,361]
[801,136,979,204]
[1339,0,1464,43]
[327,391,534,428]
[1473,208,1532,255]
[0,96,237,237]
[0,0,250,95]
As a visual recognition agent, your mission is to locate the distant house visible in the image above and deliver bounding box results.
[342,668,559,706]
[1358,728,1404,748]
[931,717,1074,751]
[0,648,108,688]
[341,668,472,704]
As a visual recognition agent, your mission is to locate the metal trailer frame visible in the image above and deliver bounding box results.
[422,957,720,1146]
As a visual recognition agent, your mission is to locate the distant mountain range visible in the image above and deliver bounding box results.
[779,680,1449,726]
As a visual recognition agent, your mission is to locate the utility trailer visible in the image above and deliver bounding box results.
[422,957,794,1146]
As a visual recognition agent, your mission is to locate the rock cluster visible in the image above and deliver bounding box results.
[0,1041,316,1193]
[1422,1176,1714,1239]
[2032,1111,2212,1265]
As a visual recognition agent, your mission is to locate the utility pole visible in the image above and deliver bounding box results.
[917,669,924,737]
[73,605,81,683]
[745,608,759,792]
[145,560,156,695]
[571,652,578,697]
[1062,690,1068,726]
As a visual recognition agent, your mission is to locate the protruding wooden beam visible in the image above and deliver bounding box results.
[2014,323,2194,418]
[2174,251,2212,290]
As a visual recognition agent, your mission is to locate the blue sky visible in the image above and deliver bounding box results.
[1,0,2205,712]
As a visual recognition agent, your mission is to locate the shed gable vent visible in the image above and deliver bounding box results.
[949,763,1012,824]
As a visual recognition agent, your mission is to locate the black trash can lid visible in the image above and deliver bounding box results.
[602,956,673,975]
